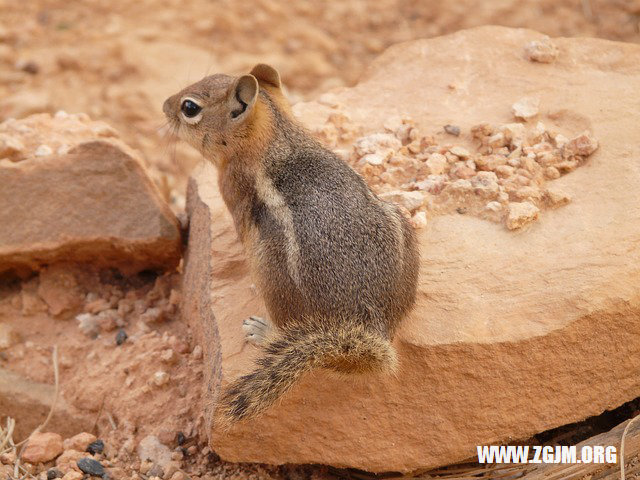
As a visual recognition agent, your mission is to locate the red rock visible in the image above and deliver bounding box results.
[22,432,63,464]
[0,114,181,275]
[56,450,83,472]
[37,265,83,316]
[63,432,97,452]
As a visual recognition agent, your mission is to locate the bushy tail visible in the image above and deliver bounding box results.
[217,320,397,426]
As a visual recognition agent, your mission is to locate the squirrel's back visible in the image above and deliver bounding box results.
[163,64,419,425]
[254,104,418,337]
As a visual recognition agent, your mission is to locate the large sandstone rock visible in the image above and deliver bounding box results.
[183,26,640,472]
[0,113,181,274]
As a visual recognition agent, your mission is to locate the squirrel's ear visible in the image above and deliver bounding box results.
[229,74,258,120]
[250,64,281,89]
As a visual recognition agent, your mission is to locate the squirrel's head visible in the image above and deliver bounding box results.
[163,63,285,165]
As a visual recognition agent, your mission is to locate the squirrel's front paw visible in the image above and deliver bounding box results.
[242,316,271,345]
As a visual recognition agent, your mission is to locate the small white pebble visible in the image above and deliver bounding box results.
[379,190,425,212]
[34,144,53,157]
[153,371,170,387]
[486,201,502,212]
[191,345,203,360]
[361,153,384,166]
[54,110,69,119]
[426,153,448,175]
[524,37,559,63]
[554,134,568,149]
[449,146,471,158]
[545,188,572,208]
[506,201,540,230]
[160,348,176,363]
[512,97,540,120]
[448,179,473,193]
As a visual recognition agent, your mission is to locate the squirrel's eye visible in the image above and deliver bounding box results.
[181,99,202,118]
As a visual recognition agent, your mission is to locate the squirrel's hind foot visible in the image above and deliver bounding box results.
[243,315,271,345]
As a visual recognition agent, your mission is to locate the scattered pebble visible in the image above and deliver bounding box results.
[512,97,540,120]
[55,449,84,470]
[563,131,598,157]
[426,153,448,175]
[76,313,100,338]
[0,134,25,160]
[153,371,170,387]
[524,37,559,63]
[379,190,424,212]
[443,124,460,136]
[162,461,181,480]
[506,201,540,230]
[63,432,97,452]
[22,432,63,464]
[160,348,176,364]
[345,109,596,231]
[86,439,105,455]
[34,144,53,157]
[485,201,502,212]
[361,153,384,166]
[190,345,202,360]
[137,436,173,470]
[544,187,572,208]
[449,146,470,158]
[354,133,401,158]
[168,471,188,480]
[47,469,63,480]
[116,328,128,345]
[61,472,82,480]
[76,457,105,477]
[0,451,16,465]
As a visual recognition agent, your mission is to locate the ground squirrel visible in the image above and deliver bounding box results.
[163,64,419,426]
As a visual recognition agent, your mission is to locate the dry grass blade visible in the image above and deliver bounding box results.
[0,417,16,453]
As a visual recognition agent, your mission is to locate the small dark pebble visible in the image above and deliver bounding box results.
[86,439,105,455]
[115,329,128,345]
[77,458,105,477]
[47,468,63,480]
[456,207,467,214]
[176,431,186,446]
[444,124,461,136]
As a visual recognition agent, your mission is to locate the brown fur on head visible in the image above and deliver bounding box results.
[162,64,285,167]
